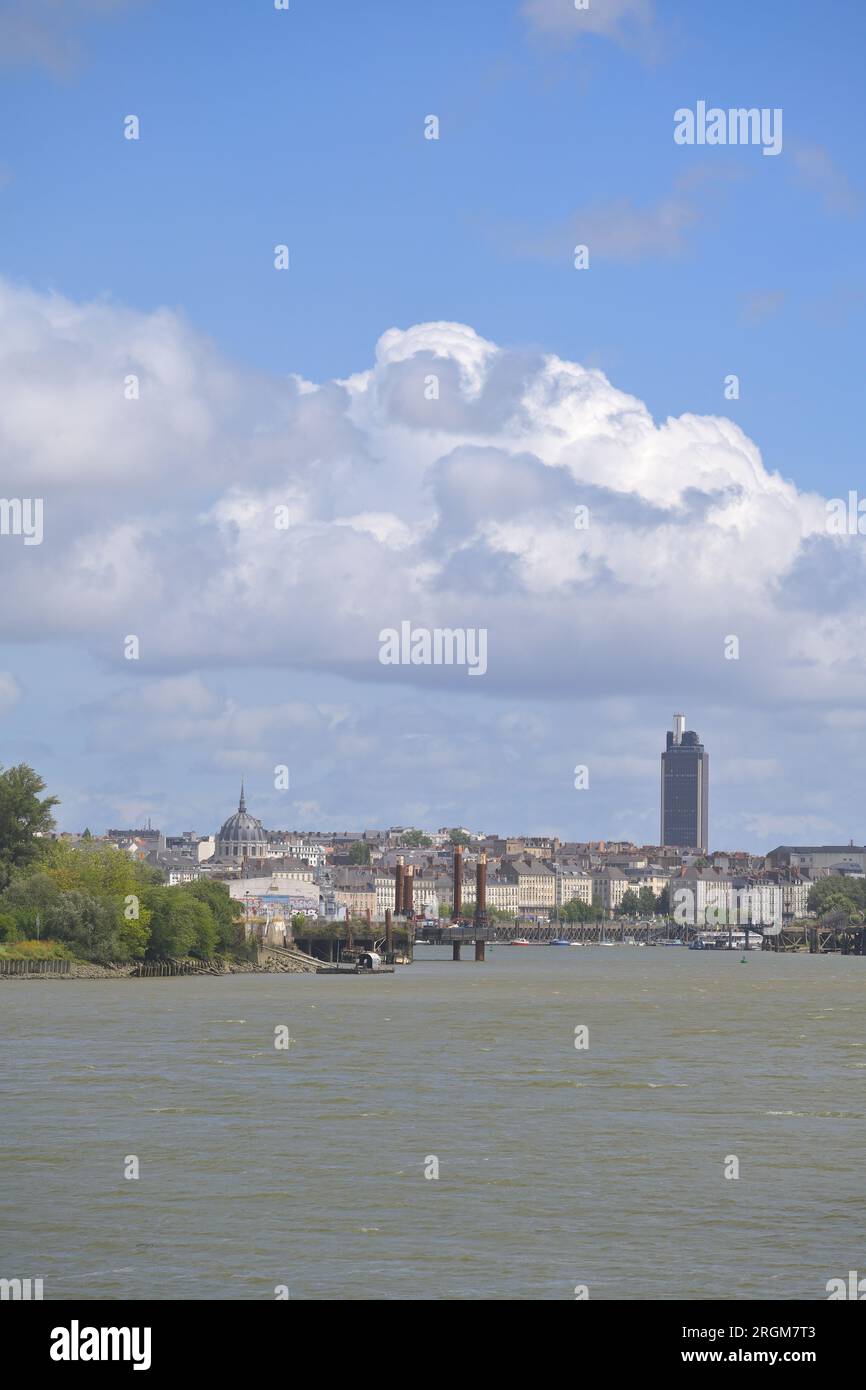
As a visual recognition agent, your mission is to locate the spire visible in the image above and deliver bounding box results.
[239,779,246,814]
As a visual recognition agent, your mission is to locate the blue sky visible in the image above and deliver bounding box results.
[2,0,863,488]
[1,0,864,847]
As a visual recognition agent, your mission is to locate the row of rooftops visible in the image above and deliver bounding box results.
[56,826,866,884]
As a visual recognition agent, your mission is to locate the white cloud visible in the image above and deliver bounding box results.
[0,278,861,731]
[516,194,699,263]
[505,169,741,266]
[521,0,658,55]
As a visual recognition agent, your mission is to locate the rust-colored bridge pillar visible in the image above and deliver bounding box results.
[395,856,404,917]
[452,844,463,923]
[474,851,488,931]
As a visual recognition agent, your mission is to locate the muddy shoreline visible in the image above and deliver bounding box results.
[0,950,321,979]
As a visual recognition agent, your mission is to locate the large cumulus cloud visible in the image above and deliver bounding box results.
[0,279,853,708]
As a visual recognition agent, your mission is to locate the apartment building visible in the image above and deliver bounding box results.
[591,868,629,917]
[501,855,557,910]
[555,867,593,907]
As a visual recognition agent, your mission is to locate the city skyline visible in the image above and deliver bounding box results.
[49,763,864,861]
[9,690,863,851]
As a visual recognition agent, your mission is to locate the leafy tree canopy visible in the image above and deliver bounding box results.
[807,876,865,917]
[402,829,432,847]
[616,890,641,917]
[42,890,141,964]
[144,888,217,959]
[177,878,244,953]
[0,764,59,888]
[560,897,597,922]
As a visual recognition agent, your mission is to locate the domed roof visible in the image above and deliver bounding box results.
[218,783,266,843]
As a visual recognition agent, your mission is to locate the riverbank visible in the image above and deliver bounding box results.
[0,947,322,979]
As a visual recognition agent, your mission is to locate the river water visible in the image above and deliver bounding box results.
[2,945,864,1300]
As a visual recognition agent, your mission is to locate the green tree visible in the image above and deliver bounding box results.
[348,841,371,865]
[39,842,153,957]
[402,829,432,847]
[561,897,596,923]
[43,891,129,964]
[0,841,153,961]
[807,877,864,917]
[617,889,640,917]
[0,764,59,888]
[1,869,62,930]
[290,912,307,932]
[178,879,244,953]
[448,829,471,846]
[145,889,217,958]
[0,909,21,943]
[41,840,158,898]
[637,887,657,916]
[655,885,670,914]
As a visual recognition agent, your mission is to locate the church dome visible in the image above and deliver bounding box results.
[216,783,267,858]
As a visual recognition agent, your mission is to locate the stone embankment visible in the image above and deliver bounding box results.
[0,948,322,980]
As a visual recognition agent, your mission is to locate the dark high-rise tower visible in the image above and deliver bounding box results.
[660,713,708,851]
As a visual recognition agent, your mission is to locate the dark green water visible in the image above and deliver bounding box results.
[2,946,864,1300]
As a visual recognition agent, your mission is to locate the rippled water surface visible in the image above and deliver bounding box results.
[2,946,864,1299]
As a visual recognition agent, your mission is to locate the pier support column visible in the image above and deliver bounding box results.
[474,938,485,962]
[395,857,404,917]
[452,844,463,923]
[452,941,462,961]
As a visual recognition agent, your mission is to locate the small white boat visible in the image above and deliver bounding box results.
[689,931,762,951]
